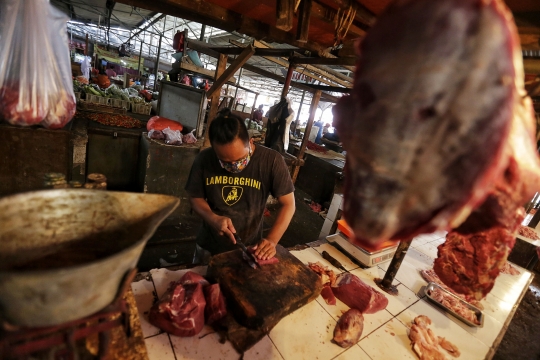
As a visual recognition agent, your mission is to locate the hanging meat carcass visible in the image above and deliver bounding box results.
[334,0,533,246]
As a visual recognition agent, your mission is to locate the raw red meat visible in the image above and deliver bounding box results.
[180,271,209,286]
[333,0,522,246]
[148,272,207,337]
[247,248,279,266]
[147,116,184,132]
[333,309,364,348]
[320,285,336,305]
[308,262,337,287]
[434,227,516,300]
[203,283,227,324]
[331,273,388,314]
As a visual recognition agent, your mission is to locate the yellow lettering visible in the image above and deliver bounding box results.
[229,177,233,185]
[206,178,209,185]
[215,176,222,185]
[209,177,214,185]
[223,177,227,185]
[248,179,252,187]
[255,180,260,190]
[234,177,239,185]
[240,178,245,186]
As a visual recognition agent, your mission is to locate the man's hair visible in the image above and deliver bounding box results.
[209,108,249,146]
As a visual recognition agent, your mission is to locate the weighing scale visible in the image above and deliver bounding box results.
[326,219,399,267]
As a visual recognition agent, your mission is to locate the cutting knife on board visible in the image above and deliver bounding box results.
[234,233,258,269]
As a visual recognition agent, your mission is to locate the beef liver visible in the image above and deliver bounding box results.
[331,273,388,314]
[333,309,364,348]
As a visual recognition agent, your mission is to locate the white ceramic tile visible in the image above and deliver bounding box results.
[429,238,445,247]
[479,293,515,324]
[453,309,504,348]
[145,333,175,360]
[150,266,207,298]
[350,268,419,317]
[312,243,361,271]
[396,300,490,359]
[332,344,371,360]
[131,279,160,338]
[489,277,528,306]
[403,247,435,270]
[269,300,345,360]
[410,235,433,248]
[290,247,343,274]
[359,319,417,360]
[391,261,429,295]
[414,242,439,259]
[244,335,285,360]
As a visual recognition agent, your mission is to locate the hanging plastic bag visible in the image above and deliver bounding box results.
[182,129,197,144]
[0,0,76,129]
[162,127,183,146]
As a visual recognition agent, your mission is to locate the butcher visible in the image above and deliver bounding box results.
[185,108,295,263]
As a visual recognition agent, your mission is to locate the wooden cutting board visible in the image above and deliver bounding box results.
[207,244,322,332]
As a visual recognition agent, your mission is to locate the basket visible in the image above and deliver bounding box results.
[74,92,81,102]
[97,96,110,106]
[111,98,130,110]
[132,103,151,115]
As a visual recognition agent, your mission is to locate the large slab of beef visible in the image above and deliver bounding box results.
[203,283,227,324]
[434,87,540,300]
[331,273,388,314]
[148,271,208,337]
[333,0,524,246]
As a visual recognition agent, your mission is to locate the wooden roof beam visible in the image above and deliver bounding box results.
[291,56,357,66]
[116,0,333,56]
[207,44,255,97]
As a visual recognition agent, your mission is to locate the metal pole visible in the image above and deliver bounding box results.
[199,24,206,41]
[153,18,165,91]
[281,62,295,98]
[375,240,411,295]
[137,31,144,75]
[295,90,306,132]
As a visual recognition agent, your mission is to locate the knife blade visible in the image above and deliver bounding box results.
[234,234,258,269]
[322,250,348,272]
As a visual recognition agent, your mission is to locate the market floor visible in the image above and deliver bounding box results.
[493,271,540,360]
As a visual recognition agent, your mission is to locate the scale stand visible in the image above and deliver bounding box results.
[375,240,411,296]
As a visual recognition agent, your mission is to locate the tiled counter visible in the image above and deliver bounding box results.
[131,232,533,360]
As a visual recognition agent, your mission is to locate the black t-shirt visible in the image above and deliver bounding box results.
[185,144,294,255]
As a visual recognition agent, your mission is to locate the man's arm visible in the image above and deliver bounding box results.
[253,192,295,260]
[189,197,237,244]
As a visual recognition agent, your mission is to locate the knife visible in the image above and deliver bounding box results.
[234,234,258,269]
[322,250,348,272]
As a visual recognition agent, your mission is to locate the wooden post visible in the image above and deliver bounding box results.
[207,45,255,98]
[281,62,296,98]
[296,0,312,42]
[137,32,144,75]
[233,68,243,109]
[85,34,89,56]
[276,0,294,31]
[203,53,228,148]
[295,90,306,132]
[153,34,162,92]
[292,90,321,183]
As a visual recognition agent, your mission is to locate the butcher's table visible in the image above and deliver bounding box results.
[131,232,533,360]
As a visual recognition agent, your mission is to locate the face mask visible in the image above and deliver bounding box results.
[219,146,251,173]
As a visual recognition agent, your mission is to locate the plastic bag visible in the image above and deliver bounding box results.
[162,127,183,145]
[147,116,184,132]
[148,129,165,140]
[0,0,76,129]
[182,129,197,144]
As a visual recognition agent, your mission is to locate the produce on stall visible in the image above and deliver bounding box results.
[86,113,143,128]
[0,0,76,129]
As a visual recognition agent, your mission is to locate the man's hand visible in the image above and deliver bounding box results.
[252,238,277,260]
[209,215,236,244]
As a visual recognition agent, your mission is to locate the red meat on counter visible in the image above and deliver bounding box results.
[148,271,207,337]
[331,273,388,314]
[203,283,227,324]
[333,309,364,348]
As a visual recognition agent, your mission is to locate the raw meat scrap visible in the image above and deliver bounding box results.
[333,0,525,247]
[320,285,336,306]
[420,269,482,309]
[409,315,459,360]
[308,262,337,287]
[247,248,279,265]
[500,262,520,275]
[203,283,227,324]
[331,273,388,314]
[428,288,480,325]
[148,271,207,337]
[434,228,515,300]
[333,309,364,348]
[518,225,540,240]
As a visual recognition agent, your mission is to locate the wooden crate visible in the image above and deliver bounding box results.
[78,100,127,115]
